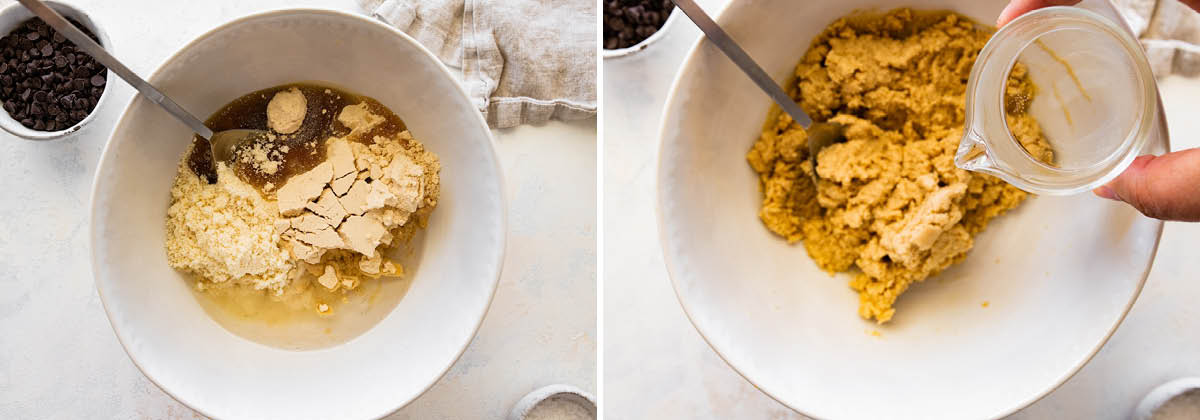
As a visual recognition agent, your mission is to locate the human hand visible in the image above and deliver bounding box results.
[998,0,1200,221]
[997,0,1080,27]
[998,0,1200,26]
[1092,152,1200,222]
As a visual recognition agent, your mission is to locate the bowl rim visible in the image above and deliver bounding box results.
[654,2,1167,419]
[87,7,506,420]
[0,0,114,141]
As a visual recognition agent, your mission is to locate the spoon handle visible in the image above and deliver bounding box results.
[17,0,214,139]
[670,0,812,127]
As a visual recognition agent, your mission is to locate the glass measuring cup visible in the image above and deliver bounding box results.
[956,5,1159,195]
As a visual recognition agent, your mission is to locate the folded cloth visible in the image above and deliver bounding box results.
[358,0,597,128]
[1114,0,1200,77]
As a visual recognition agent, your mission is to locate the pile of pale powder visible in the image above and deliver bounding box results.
[165,163,294,290]
[165,89,440,313]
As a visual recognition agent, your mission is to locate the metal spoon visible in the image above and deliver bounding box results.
[18,0,262,162]
[670,0,845,184]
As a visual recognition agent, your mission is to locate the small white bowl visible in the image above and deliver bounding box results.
[1132,376,1200,420]
[507,384,597,420]
[0,1,112,140]
[90,9,505,420]
[603,6,680,59]
[657,1,1166,419]
[1134,377,1200,420]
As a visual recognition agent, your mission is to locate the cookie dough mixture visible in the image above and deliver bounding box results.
[166,85,440,315]
[746,9,1053,323]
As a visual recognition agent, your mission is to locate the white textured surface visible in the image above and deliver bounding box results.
[603,0,1200,418]
[0,0,595,418]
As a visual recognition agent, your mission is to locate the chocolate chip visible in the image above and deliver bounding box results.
[44,120,55,131]
[32,90,45,102]
[89,74,104,87]
[24,32,38,41]
[72,78,86,90]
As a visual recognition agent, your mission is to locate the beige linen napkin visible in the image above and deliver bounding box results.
[1114,0,1200,77]
[358,0,597,128]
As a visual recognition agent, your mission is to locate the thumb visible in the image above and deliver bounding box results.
[997,0,1082,27]
[1093,149,1200,222]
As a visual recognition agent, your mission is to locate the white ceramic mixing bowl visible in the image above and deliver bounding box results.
[90,9,505,420]
[657,0,1166,419]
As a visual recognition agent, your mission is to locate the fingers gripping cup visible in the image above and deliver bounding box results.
[956,5,1159,195]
